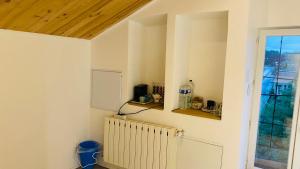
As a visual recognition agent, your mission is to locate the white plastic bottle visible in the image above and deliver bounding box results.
[186,80,193,108]
[179,85,187,109]
[179,80,194,109]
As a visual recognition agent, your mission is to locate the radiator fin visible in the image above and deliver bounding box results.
[103,119,110,162]
[113,120,120,165]
[118,120,125,167]
[160,128,168,169]
[129,122,137,169]
[124,121,131,168]
[153,127,162,169]
[140,124,149,169]
[135,123,143,169]
[108,119,115,164]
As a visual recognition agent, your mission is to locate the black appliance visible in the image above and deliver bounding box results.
[133,84,148,102]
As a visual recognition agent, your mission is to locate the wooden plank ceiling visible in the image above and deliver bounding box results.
[0,0,151,39]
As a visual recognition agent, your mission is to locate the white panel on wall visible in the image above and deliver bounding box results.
[177,137,223,169]
[91,70,122,111]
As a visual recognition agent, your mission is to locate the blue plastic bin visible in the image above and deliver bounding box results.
[78,141,100,169]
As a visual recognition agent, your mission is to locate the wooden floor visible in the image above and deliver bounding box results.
[77,165,107,169]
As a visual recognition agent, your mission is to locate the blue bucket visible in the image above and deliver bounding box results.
[78,141,100,169]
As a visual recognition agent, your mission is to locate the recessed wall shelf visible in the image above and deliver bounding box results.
[128,102,164,110]
[127,14,167,109]
[126,11,228,120]
[171,11,228,120]
[172,108,221,120]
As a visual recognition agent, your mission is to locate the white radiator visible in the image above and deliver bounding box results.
[104,117,178,169]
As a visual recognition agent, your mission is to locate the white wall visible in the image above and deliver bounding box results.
[141,23,166,87]
[90,0,252,169]
[243,0,268,168]
[0,30,91,169]
[267,0,300,27]
[90,22,129,145]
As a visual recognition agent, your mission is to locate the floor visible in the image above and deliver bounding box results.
[77,165,107,169]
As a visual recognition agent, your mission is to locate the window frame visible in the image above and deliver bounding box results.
[247,28,300,169]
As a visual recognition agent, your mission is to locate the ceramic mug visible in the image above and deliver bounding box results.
[139,96,146,103]
[152,94,161,103]
[207,100,216,110]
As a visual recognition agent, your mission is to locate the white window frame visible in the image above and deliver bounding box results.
[247,28,300,169]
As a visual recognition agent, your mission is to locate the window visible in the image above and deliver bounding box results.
[255,36,300,169]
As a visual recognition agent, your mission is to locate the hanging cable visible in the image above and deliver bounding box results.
[117,100,130,115]
[117,100,162,116]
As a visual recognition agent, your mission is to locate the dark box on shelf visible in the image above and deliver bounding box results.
[133,84,148,102]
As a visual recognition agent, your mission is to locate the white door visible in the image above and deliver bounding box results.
[248,29,300,169]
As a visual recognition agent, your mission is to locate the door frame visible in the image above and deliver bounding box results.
[247,28,300,169]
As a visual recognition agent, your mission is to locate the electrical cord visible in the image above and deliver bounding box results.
[117,100,130,115]
[117,100,163,116]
